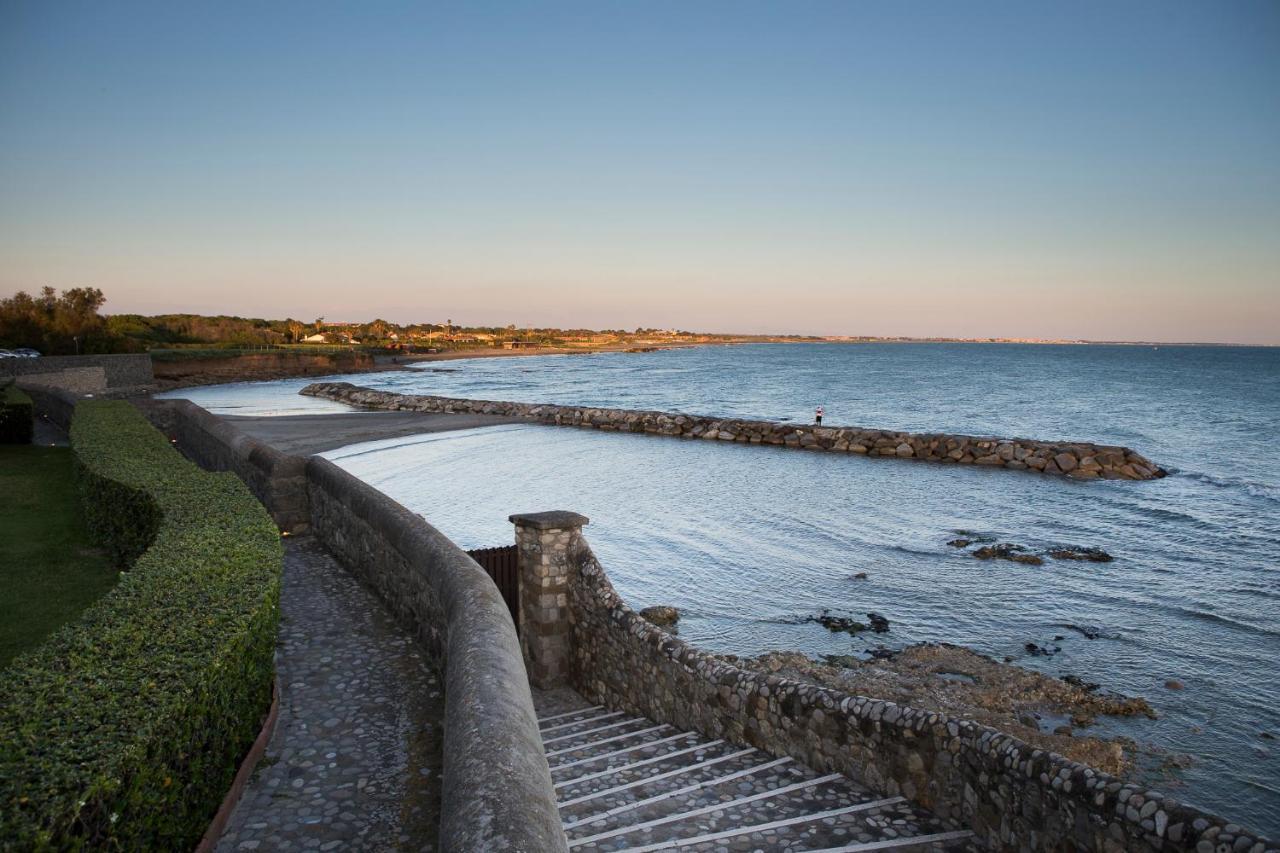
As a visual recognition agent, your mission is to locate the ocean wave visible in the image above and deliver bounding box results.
[1178,471,1280,503]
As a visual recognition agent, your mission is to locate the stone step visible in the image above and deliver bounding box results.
[557,745,785,824]
[555,737,762,809]
[532,689,979,853]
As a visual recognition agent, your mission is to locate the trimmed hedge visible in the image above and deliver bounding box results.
[0,401,282,850]
[0,383,34,444]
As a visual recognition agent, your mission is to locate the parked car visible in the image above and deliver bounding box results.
[0,349,15,359]
[12,348,40,358]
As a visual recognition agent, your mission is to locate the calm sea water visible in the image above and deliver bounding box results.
[166,343,1280,834]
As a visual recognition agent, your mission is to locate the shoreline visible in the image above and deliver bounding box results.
[149,340,724,390]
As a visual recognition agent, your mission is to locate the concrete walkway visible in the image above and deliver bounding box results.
[217,537,445,852]
[221,411,523,455]
[534,690,980,853]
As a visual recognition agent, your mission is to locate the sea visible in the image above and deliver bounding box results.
[163,342,1280,834]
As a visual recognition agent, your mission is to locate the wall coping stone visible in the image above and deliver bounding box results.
[510,510,590,530]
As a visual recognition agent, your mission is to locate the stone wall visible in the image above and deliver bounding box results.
[307,459,566,852]
[16,383,80,431]
[304,382,1166,480]
[1,353,154,391]
[140,400,566,851]
[139,399,310,533]
[516,516,1269,853]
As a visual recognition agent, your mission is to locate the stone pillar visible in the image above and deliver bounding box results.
[509,510,589,690]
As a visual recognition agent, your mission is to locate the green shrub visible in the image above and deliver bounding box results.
[0,383,34,445]
[0,401,282,850]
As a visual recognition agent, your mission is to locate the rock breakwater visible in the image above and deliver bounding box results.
[302,382,1168,480]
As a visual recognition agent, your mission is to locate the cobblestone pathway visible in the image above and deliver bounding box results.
[217,537,445,852]
[535,689,981,852]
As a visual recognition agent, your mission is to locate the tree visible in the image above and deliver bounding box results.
[0,287,127,354]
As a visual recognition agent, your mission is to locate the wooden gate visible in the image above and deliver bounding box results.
[466,545,520,634]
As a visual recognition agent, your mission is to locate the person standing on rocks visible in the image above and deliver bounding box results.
[815,405,824,425]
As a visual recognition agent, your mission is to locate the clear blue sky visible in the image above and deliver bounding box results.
[2,1,1277,342]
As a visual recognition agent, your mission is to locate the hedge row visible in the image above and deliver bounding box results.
[0,383,33,444]
[0,400,282,850]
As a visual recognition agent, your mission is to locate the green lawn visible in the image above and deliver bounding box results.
[0,446,118,667]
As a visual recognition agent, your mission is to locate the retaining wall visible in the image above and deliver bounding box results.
[303,382,1166,480]
[550,526,1269,853]
[307,459,566,852]
[139,399,310,533]
[1,353,154,391]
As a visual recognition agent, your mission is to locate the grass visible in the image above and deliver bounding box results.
[0,445,117,667]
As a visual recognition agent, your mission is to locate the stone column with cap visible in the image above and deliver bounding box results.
[509,510,589,689]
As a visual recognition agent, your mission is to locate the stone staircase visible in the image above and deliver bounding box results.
[535,693,981,852]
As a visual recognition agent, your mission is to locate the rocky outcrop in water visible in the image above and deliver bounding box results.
[301,382,1168,480]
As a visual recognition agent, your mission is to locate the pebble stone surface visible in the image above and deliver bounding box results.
[216,537,445,852]
[535,689,981,852]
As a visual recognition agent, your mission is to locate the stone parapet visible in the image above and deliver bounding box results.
[137,398,310,533]
[303,382,1166,480]
[307,460,567,852]
[553,528,1270,853]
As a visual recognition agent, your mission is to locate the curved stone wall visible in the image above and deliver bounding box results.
[306,459,567,852]
[302,382,1166,480]
[560,530,1269,852]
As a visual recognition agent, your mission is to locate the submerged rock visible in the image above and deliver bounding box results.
[808,610,868,635]
[639,605,680,628]
[1061,624,1121,641]
[973,543,1044,565]
[1062,674,1100,692]
[851,571,869,580]
[865,612,891,633]
[1049,546,1114,562]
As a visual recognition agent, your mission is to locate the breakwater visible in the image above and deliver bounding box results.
[302,382,1167,480]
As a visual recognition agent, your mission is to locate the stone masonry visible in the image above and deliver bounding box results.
[507,513,1273,853]
[511,511,591,689]
[303,382,1167,480]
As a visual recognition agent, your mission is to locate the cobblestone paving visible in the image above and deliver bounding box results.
[217,537,445,852]
[534,689,982,852]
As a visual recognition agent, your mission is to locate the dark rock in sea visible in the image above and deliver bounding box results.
[1049,546,1115,563]
[1165,679,1185,690]
[1071,712,1096,728]
[946,538,972,548]
[866,646,896,661]
[973,543,1044,565]
[809,610,867,635]
[1053,634,1066,642]
[640,605,680,629]
[1024,642,1061,657]
[865,612,891,633]
[1060,624,1121,641]
[1260,732,1276,741]
[1054,725,1074,736]
[1062,674,1100,692]
[852,571,869,580]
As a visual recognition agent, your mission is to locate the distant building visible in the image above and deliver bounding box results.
[503,341,540,349]
[302,333,327,343]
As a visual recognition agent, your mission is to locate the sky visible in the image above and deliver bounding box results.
[1,2,1278,343]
